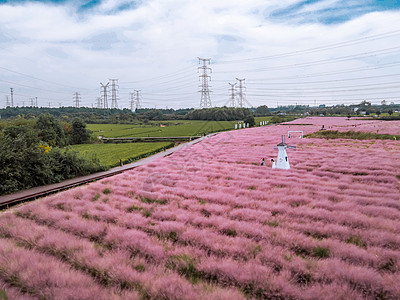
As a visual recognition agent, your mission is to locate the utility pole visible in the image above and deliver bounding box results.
[129,92,135,112]
[198,57,212,108]
[109,79,119,109]
[100,82,109,109]
[235,78,246,108]
[10,88,14,107]
[228,82,236,107]
[73,92,81,108]
[134,90,141,110]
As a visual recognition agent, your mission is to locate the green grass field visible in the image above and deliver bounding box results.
[70,142,173,168]
[87,120,237,138]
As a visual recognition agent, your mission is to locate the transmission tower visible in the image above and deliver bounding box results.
[198,57,212,108]
[100,82,110,109]
[235,78,246,108]
[10,88,14,107]
[129,92,135,111]
[228,83,236,107]
[96,97,103,109]
[5,96,10,107]
[30,98,36,107]
[109,79,119,109]
[134,90,141,110]
[73,92,81,108]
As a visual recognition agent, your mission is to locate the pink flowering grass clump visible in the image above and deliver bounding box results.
[1,116,400,299]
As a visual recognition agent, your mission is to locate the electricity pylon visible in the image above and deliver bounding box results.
[228,82,236,107]
[198,57,212,108]
[235,78,246,108]
[73,92,81,108]
[129,92,135,111]
[134,90,141,110]
[109,79,119,109]
[10,88,14,107]
[100,82,110,109]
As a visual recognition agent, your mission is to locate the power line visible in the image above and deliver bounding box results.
[217,46,400,74]
[216,29,400,64]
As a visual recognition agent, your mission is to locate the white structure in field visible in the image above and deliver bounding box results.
[288,131,303,139]
[274,135,296,169]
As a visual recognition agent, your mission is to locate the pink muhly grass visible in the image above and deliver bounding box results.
[316,258,392,297]
[104,226,165,262]
[197,257,272,288]
[0,238,124,300]
[1,116,399,298]
[300,282,364,300]
[0,279,36,300]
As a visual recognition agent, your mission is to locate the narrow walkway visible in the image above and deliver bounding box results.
[0,134,214,208]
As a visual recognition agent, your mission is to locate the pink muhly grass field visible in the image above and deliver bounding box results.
[1,117,400,299]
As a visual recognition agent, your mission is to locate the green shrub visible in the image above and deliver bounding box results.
[312,246,330,258]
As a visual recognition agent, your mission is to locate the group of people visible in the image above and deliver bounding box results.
[261,158,276,168]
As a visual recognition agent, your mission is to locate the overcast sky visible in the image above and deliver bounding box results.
[1,0,400,109]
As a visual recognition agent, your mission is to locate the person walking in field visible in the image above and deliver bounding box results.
[261,158,265,166]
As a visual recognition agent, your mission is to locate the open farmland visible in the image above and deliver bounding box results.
[1,117,400,299]
[70,142,173,168]
[87,120,237,138]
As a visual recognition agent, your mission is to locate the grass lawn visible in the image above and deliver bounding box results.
[70,142,173,168]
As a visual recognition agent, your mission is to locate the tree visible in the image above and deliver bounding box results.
[244,115,255,127]
[388,109,393,116]
[0,126,52,194]
[34,113,66,147]
[70,118,91,144]
[255,105,271,116]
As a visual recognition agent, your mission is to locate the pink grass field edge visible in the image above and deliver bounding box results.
[0,116,399,299]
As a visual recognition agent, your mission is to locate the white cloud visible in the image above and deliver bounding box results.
[0,0,399,108]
